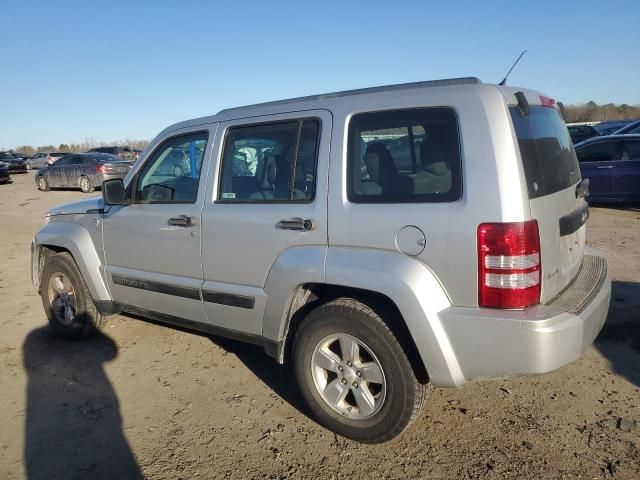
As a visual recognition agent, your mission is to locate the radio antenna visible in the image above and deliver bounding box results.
[499,50,527,86]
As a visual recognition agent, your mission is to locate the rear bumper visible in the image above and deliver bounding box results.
[439,253,611,384]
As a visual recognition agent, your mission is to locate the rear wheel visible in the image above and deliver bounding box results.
[293,298,427,443]
[40,252,105,339]
[26,162,32,170]
[37,176,49,191]
[79,176,94,193]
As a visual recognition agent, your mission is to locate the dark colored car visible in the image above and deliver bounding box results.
[575,134,640,202]
[593,120,634,136]
[12,152,30,160]
[35,153,133,193]
[613,119,640,136]
[0,161,11,183]
[0,151,28,173]
[567,125,600,144]
[87,146,136,161]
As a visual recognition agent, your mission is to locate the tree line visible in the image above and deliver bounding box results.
[4,101,640,155]
[5,138,150,156]
[563,101,640,123]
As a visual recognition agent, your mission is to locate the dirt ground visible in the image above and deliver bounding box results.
[0,172,639,480]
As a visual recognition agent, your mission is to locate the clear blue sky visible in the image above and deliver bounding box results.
[1,0,639,148]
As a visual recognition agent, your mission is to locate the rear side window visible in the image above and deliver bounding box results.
[577,141,619,162]
[218,119,320,202]
[510,106,581,199]
[348,108,461,203]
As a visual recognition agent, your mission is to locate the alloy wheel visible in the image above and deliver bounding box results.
[47,272,76,326]
[311,333,386,419]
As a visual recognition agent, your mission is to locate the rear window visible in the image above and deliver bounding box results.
[510,106,581,199]
[348,107,462,203]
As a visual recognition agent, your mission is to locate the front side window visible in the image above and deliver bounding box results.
[135,132,208,203]
[348,108,461,203]
[576,141,619,162]
[218,119,320,202]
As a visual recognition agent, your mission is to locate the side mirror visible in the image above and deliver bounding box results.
[102,179,128,205]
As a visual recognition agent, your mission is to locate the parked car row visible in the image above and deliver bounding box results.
[2,146,143,170]
[35,153,134,193]
[567,119,640,144]
[574,134,640,202]
[0,147,142,191]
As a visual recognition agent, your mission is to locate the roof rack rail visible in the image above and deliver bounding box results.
[217,77,481,115]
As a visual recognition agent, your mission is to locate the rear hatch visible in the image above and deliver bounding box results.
[510,103,587,302]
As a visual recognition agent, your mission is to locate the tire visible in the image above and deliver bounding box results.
[26,163,32,170]
[79,176,94,193]
[293,298,427,443]
[40,252,105,340]
[172,165,183,176]
[37,176,49,191]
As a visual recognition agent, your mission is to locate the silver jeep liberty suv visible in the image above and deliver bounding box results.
[32,77,610,443]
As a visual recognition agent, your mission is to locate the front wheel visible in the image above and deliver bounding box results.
[40,252,105,339]
[293,298,427,443]
[37,176,49,191]
[26,162,32,170]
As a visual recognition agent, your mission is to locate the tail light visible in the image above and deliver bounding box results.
[96,164,113,173]
[477,221,541,309]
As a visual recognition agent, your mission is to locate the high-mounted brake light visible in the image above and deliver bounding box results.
[477,221,541,309]
[539,95,556,108]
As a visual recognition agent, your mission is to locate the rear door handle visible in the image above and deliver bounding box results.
[276,217,314,231]
[168,215,195,227]
[597,165,614,169]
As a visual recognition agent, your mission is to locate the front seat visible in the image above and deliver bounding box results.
[249,154,277,200]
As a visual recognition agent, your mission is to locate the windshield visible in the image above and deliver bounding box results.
[510,106,581,199]
[91,153,123,163]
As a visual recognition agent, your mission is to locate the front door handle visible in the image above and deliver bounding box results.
[168,215,195,227]
[276,217,314,231]
[597,165,614,169]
